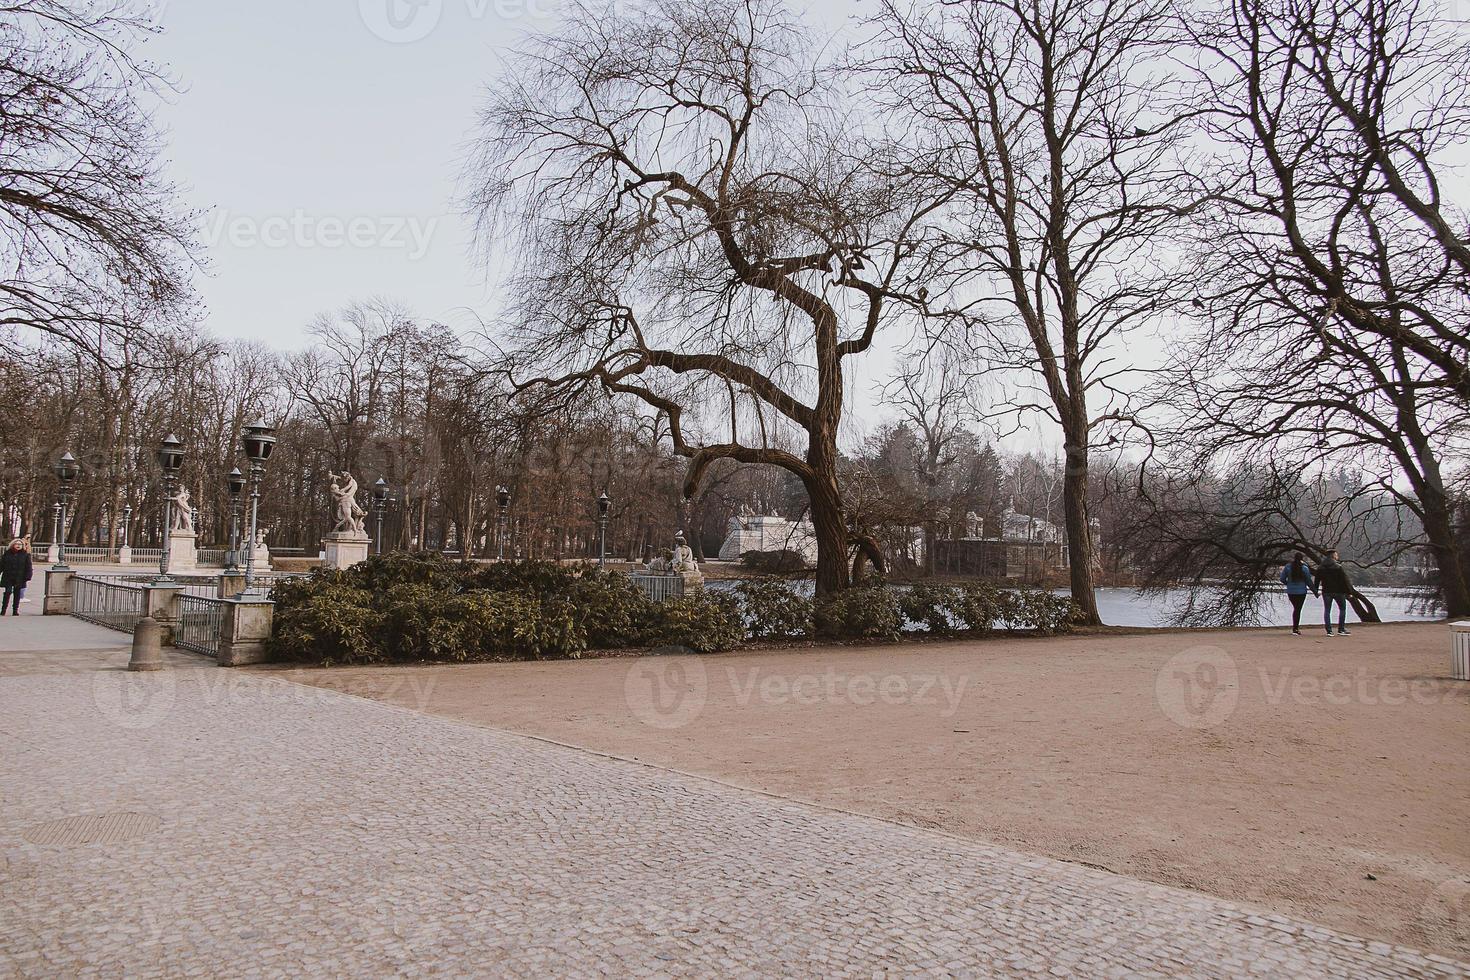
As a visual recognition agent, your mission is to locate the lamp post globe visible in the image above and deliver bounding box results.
[52,452,79,568]
[239,422,276,592]
[226,467,246,572]
[596,490,611,569]
[496,485,511,561]
[372,478,390,555]
[154,434,185,581]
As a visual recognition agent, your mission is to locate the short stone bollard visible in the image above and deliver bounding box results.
[128,616,164,672]
[1452,622,1470,682]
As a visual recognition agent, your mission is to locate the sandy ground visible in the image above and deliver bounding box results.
[285,621,1470,958]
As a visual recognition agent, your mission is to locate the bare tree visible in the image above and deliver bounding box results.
[467,0,936,594]
[0,1,198,352]
[1166,0,1470,614]
[869,0,1192,623]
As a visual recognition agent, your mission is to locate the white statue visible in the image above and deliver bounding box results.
[328,471,367,535]
[672,533,699,573]
[170,486,195,534]
[254,526,268,548]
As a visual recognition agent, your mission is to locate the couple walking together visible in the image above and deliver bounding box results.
[1280,551,1354,636]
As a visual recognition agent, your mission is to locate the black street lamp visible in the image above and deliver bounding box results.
[496,485,511,561]
[240,421,276,592]
[226,467,246,572]
[597,490,611,570]
[372,478,390,555]
[155,435,185,581]
[121,503,132,550]
[53,452,79,569]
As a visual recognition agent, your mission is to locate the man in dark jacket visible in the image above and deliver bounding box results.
[0,539,33,616]
[1316,549,1353,636]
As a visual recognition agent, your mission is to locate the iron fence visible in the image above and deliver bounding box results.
[71,577,146,633]
[175,594,227,657]
[629,574,686,603]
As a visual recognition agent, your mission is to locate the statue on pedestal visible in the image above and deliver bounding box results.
[170,487,195,534]
[672,533,699,574]
[328,471,367,536]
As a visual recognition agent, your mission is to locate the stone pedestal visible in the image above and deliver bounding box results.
[217,572,247,600]
[217,596,275,667]
[142,583,182,645]
[322,531,371,571]
[118,545,132,564]
[251,543,271,570]
[43,568,75,615]
[678,569,705,591]
[46,543,59,564]
[165,530,198,574]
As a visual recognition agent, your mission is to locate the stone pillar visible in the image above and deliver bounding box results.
[118,545,133,564]
[142,583,183,645]
[322,531,371,570]
[165,530,198,574]
[217,571,247,600]
[43,568,75,615]
[46,542,60,564]
[217,596,275,667]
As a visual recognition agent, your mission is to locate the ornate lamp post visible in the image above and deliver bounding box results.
[155,435,184,581]
[121,503,132,545]
[226,467,246,572]
[597,490,611,570]
[240,421,276,592]
[372,478,390,555]
[52,452,80,569]
[496,485,510,561]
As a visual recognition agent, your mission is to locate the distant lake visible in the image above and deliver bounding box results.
[706,580,1442,628]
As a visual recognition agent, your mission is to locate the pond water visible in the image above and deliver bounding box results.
[706,580,1441,629]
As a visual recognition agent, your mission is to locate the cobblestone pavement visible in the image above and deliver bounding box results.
[1,635,1467,976]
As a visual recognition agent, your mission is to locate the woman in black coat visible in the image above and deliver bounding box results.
[1,539,33,615]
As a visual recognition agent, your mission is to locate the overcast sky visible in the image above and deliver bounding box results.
[142,0,861,350]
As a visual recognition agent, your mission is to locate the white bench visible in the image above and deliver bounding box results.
[1452,621,1470,681]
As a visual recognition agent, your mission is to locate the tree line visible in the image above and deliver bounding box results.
[2,0,1465,619]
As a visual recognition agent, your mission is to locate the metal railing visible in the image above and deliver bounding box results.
[175,594,227,657]
[630,574,686,603]
[71,577,146,633]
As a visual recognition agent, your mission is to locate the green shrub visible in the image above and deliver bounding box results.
[814,586,903,640]
[652,591,746,653]
[465,559,580,595]
[898,583,962,634]
[1011,588,1080,636]
[570,570,658,647]
[268,583,384,666]
[951,583,1001,634]
[346,552,469,593]
[736,580,814,639]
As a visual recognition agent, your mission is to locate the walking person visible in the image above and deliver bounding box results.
[1279,552,1317,636]
[1316,549,1353,636]
[1,538,33,616]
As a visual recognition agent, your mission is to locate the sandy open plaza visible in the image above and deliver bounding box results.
[5,602,1467,975]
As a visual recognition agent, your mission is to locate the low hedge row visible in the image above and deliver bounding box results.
[268,554,1080,665]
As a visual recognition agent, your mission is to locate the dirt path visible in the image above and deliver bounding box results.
[286,621,1470,958]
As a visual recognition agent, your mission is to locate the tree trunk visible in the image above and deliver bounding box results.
[806,469,851,597]
[1061,443,1101,625]
[1421,495,1470,617]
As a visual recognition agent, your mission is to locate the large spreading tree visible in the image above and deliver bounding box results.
[468,0,934,594]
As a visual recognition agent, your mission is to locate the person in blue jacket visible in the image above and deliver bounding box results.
[1279,552,1317,635]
